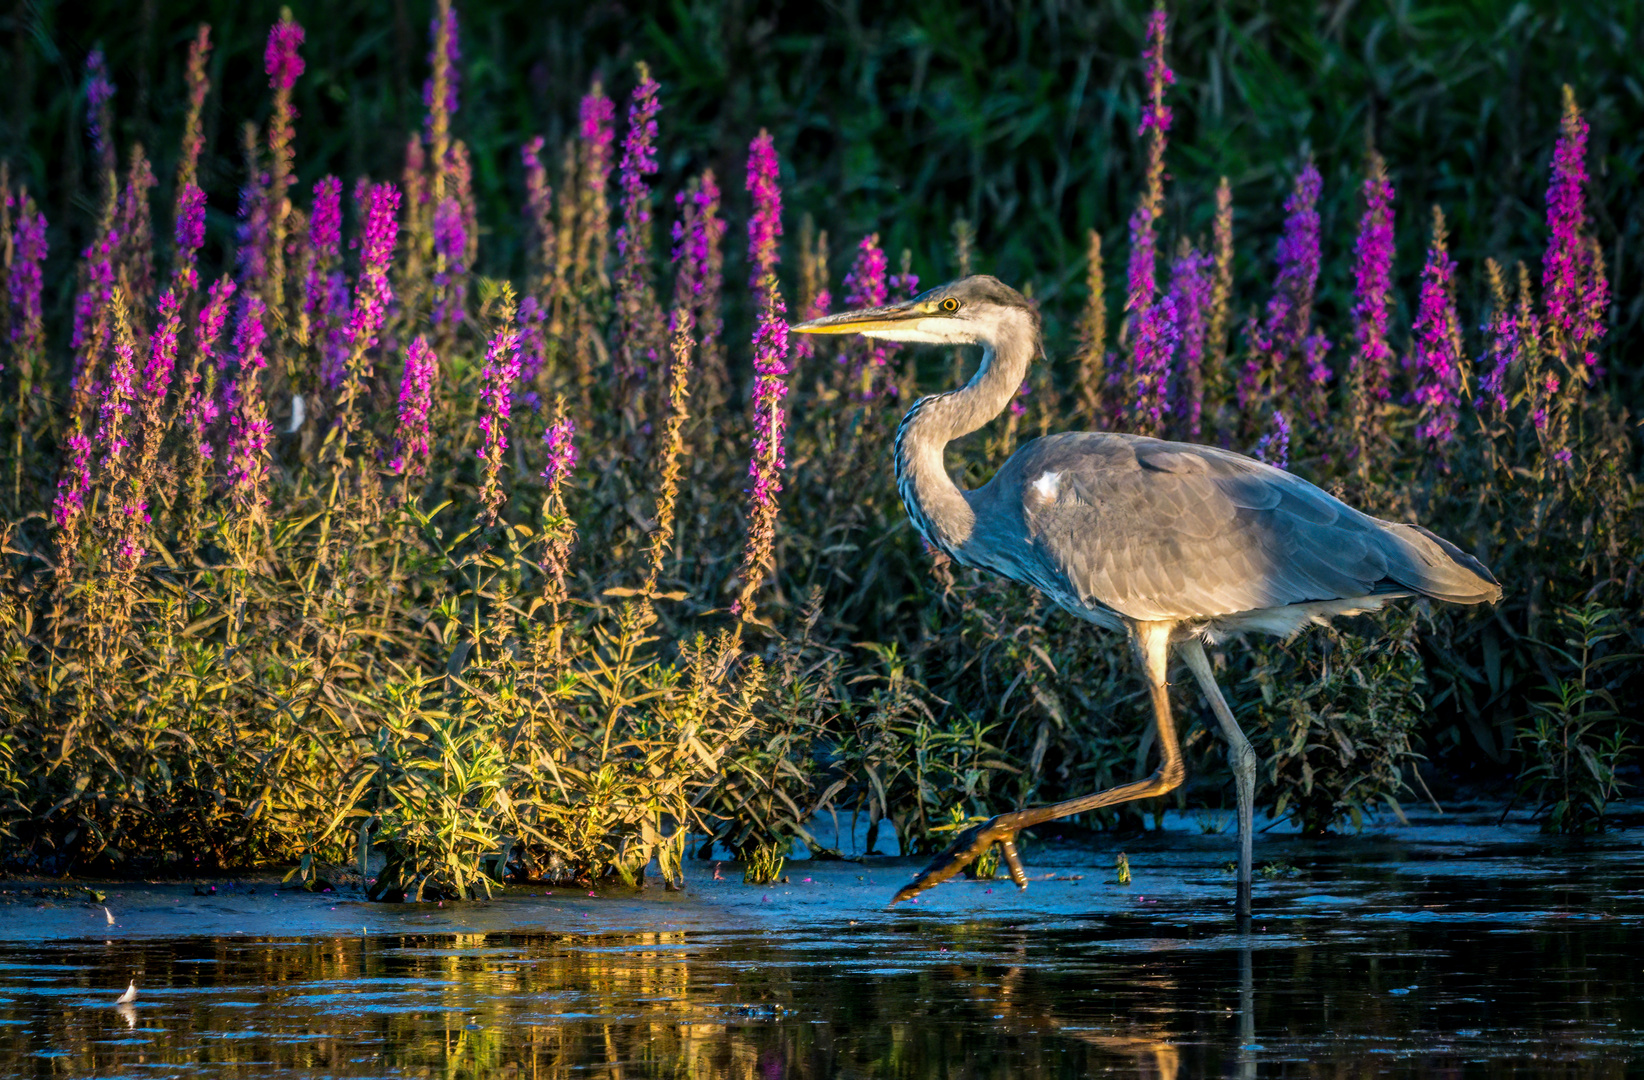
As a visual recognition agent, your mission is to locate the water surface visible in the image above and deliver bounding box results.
[2,805,1639,1078]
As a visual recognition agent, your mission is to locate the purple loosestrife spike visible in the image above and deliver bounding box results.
[1126,7,1173,315]
[423,0,460,178]
[1480,259,1517,415]
[734,134,790,622]
[224,296,272,514]
[671,180,707,337]
[262,11,305,313]
[337,183,402,437]
[173,183,207,294]
[522,136,555,291]
[1413,206,1461,448]
[265,13,305,91]
[747,130,782,307]
[53,426,93,534]
[117,151,158,313]
[305,177,348,388]
[1543,86,1608,381]
[1254,411,1290,470]
[541,414,578,488]
[85,49,117,178]
[1240,163,1323,410]
[432,196,467,324]
[137,290,183,497]
[1124,7,1172,428]
[1166,247,1212,439]
[841,234,889,400]
[572,85,615,389]
[391,335,437,480]
[96,298,140,477]
[577,87,615,280]
[518,295,548,391]
[446,141,478,273]
[177,25,212,192]
[8,200,48,367]
[694,171,727,395]
[181,276,236,463]
[615,63,664,387]
[1129,291,1179,436]
[477,289,522,525]
[1350,156,1396,406]
[71,223,121,423]
[306,178,342,289]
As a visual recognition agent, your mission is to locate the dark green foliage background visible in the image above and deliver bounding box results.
[5,0,1642,401]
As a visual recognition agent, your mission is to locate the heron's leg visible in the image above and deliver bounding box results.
[1180,638,1255,925]
[892,621,1184,904]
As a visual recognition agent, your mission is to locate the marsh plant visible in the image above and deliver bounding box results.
[0,5,1637,895]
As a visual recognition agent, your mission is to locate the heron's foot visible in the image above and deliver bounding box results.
[890,817,1028,905]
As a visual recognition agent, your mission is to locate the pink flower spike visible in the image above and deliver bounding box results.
[264,18,305,91]
[391,336,438,479]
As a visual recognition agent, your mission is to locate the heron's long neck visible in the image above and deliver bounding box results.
[894,311,1037,555]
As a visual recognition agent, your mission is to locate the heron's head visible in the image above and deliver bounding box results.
[791,274,1038,346]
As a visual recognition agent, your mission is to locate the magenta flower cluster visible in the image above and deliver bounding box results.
[477,315,522,472]
[1412,222,1461,446]
[95,329,139,470]
[1263,163,1324,359]
[432,195,467,324]
[747,131,783,305]
[579,89,616,198]
[52,431,93,529]
[264,18,305,91]
[1543,94,1607,377]
[224,297,272,506]
[614,69,662,379]
[745,134,789,513]
[392,336,437,476]
[616,71,661,264]
[85,50,116,166]
[842,234,888,399]
[422,4,461,139]
[173,183,207,293]
[71,227,119,356]
[7,202,48,356]
[1254,410,1291,470]
[1350,167,1395,403]
[1167,248,1213,438]
[349,183,402,355]
[143,291,184,406]
[1138,8,1175,142]
[183,277,237,459]
[541,416,578,489]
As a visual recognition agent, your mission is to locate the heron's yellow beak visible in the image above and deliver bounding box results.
[790,301,923,335]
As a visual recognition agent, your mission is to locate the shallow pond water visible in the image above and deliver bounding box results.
[1,806,1640,1078]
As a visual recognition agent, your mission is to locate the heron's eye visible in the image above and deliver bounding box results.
[941,297,961,313]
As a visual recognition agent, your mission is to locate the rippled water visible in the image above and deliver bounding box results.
[2,808,1640,1077]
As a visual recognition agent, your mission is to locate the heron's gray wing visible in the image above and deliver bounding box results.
[1007,435,1402,621]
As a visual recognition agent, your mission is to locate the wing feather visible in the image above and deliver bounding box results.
[968,432,1498,621]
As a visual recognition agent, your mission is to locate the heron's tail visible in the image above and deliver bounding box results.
[1378,522,1503,605]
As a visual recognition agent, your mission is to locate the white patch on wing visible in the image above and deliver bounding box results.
[1030,470,1062,502]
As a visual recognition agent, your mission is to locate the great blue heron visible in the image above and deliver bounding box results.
[792,275,1502,919]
